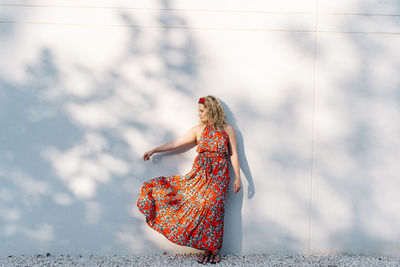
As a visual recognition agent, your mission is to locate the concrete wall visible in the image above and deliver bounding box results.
[1,0,400,256]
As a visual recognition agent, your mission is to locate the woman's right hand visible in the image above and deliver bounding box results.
[143,150,155,161]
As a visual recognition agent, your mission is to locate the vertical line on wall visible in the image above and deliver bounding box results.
[308,0,319,256]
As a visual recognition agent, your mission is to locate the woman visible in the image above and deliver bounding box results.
[137,95,241,264]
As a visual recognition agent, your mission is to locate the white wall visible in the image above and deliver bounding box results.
[1,0,400,256]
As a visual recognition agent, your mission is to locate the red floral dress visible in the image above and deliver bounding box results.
[137,122,230,251]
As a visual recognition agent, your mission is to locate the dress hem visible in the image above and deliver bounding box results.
[144,217,221,251]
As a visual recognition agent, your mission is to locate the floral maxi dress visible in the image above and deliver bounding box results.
[137,122,230,251]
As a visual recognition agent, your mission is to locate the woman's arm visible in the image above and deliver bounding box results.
[143,125,199,161]
[226,125,242,194]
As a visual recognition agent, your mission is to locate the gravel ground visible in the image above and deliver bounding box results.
[1,253,399,267]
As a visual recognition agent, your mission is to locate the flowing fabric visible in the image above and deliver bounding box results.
[137,122,230,251]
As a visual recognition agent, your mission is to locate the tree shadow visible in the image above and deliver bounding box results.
[284,0,400,256]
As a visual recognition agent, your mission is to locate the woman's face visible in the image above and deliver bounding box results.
[198,103,208,123]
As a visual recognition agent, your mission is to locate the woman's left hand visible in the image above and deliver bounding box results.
[233,178,241,194]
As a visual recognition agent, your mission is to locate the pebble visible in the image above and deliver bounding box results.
[0,253,399,266]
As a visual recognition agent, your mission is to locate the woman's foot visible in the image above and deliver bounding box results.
[210,250,221,264]
[197,250,211,264]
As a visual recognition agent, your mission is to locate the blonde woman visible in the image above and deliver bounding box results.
[137,95,241,264]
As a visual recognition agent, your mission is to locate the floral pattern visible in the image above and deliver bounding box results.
[137,122,230,251]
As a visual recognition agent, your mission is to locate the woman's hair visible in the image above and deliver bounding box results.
[198,95,228,130]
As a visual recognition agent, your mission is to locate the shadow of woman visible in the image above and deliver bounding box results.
[220,100,255,254]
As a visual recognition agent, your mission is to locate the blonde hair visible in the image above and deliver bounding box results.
[199,95,228,131]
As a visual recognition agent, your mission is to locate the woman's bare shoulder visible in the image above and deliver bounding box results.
[224,124,234,133]
[190,123,205,133]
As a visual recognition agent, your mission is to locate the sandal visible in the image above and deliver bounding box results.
[210,250,221,264]
[197,250,211,264]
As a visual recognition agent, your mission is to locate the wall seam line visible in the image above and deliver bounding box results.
[308,0,319,256]
[1,21,399,35]
[2,4,400,17]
